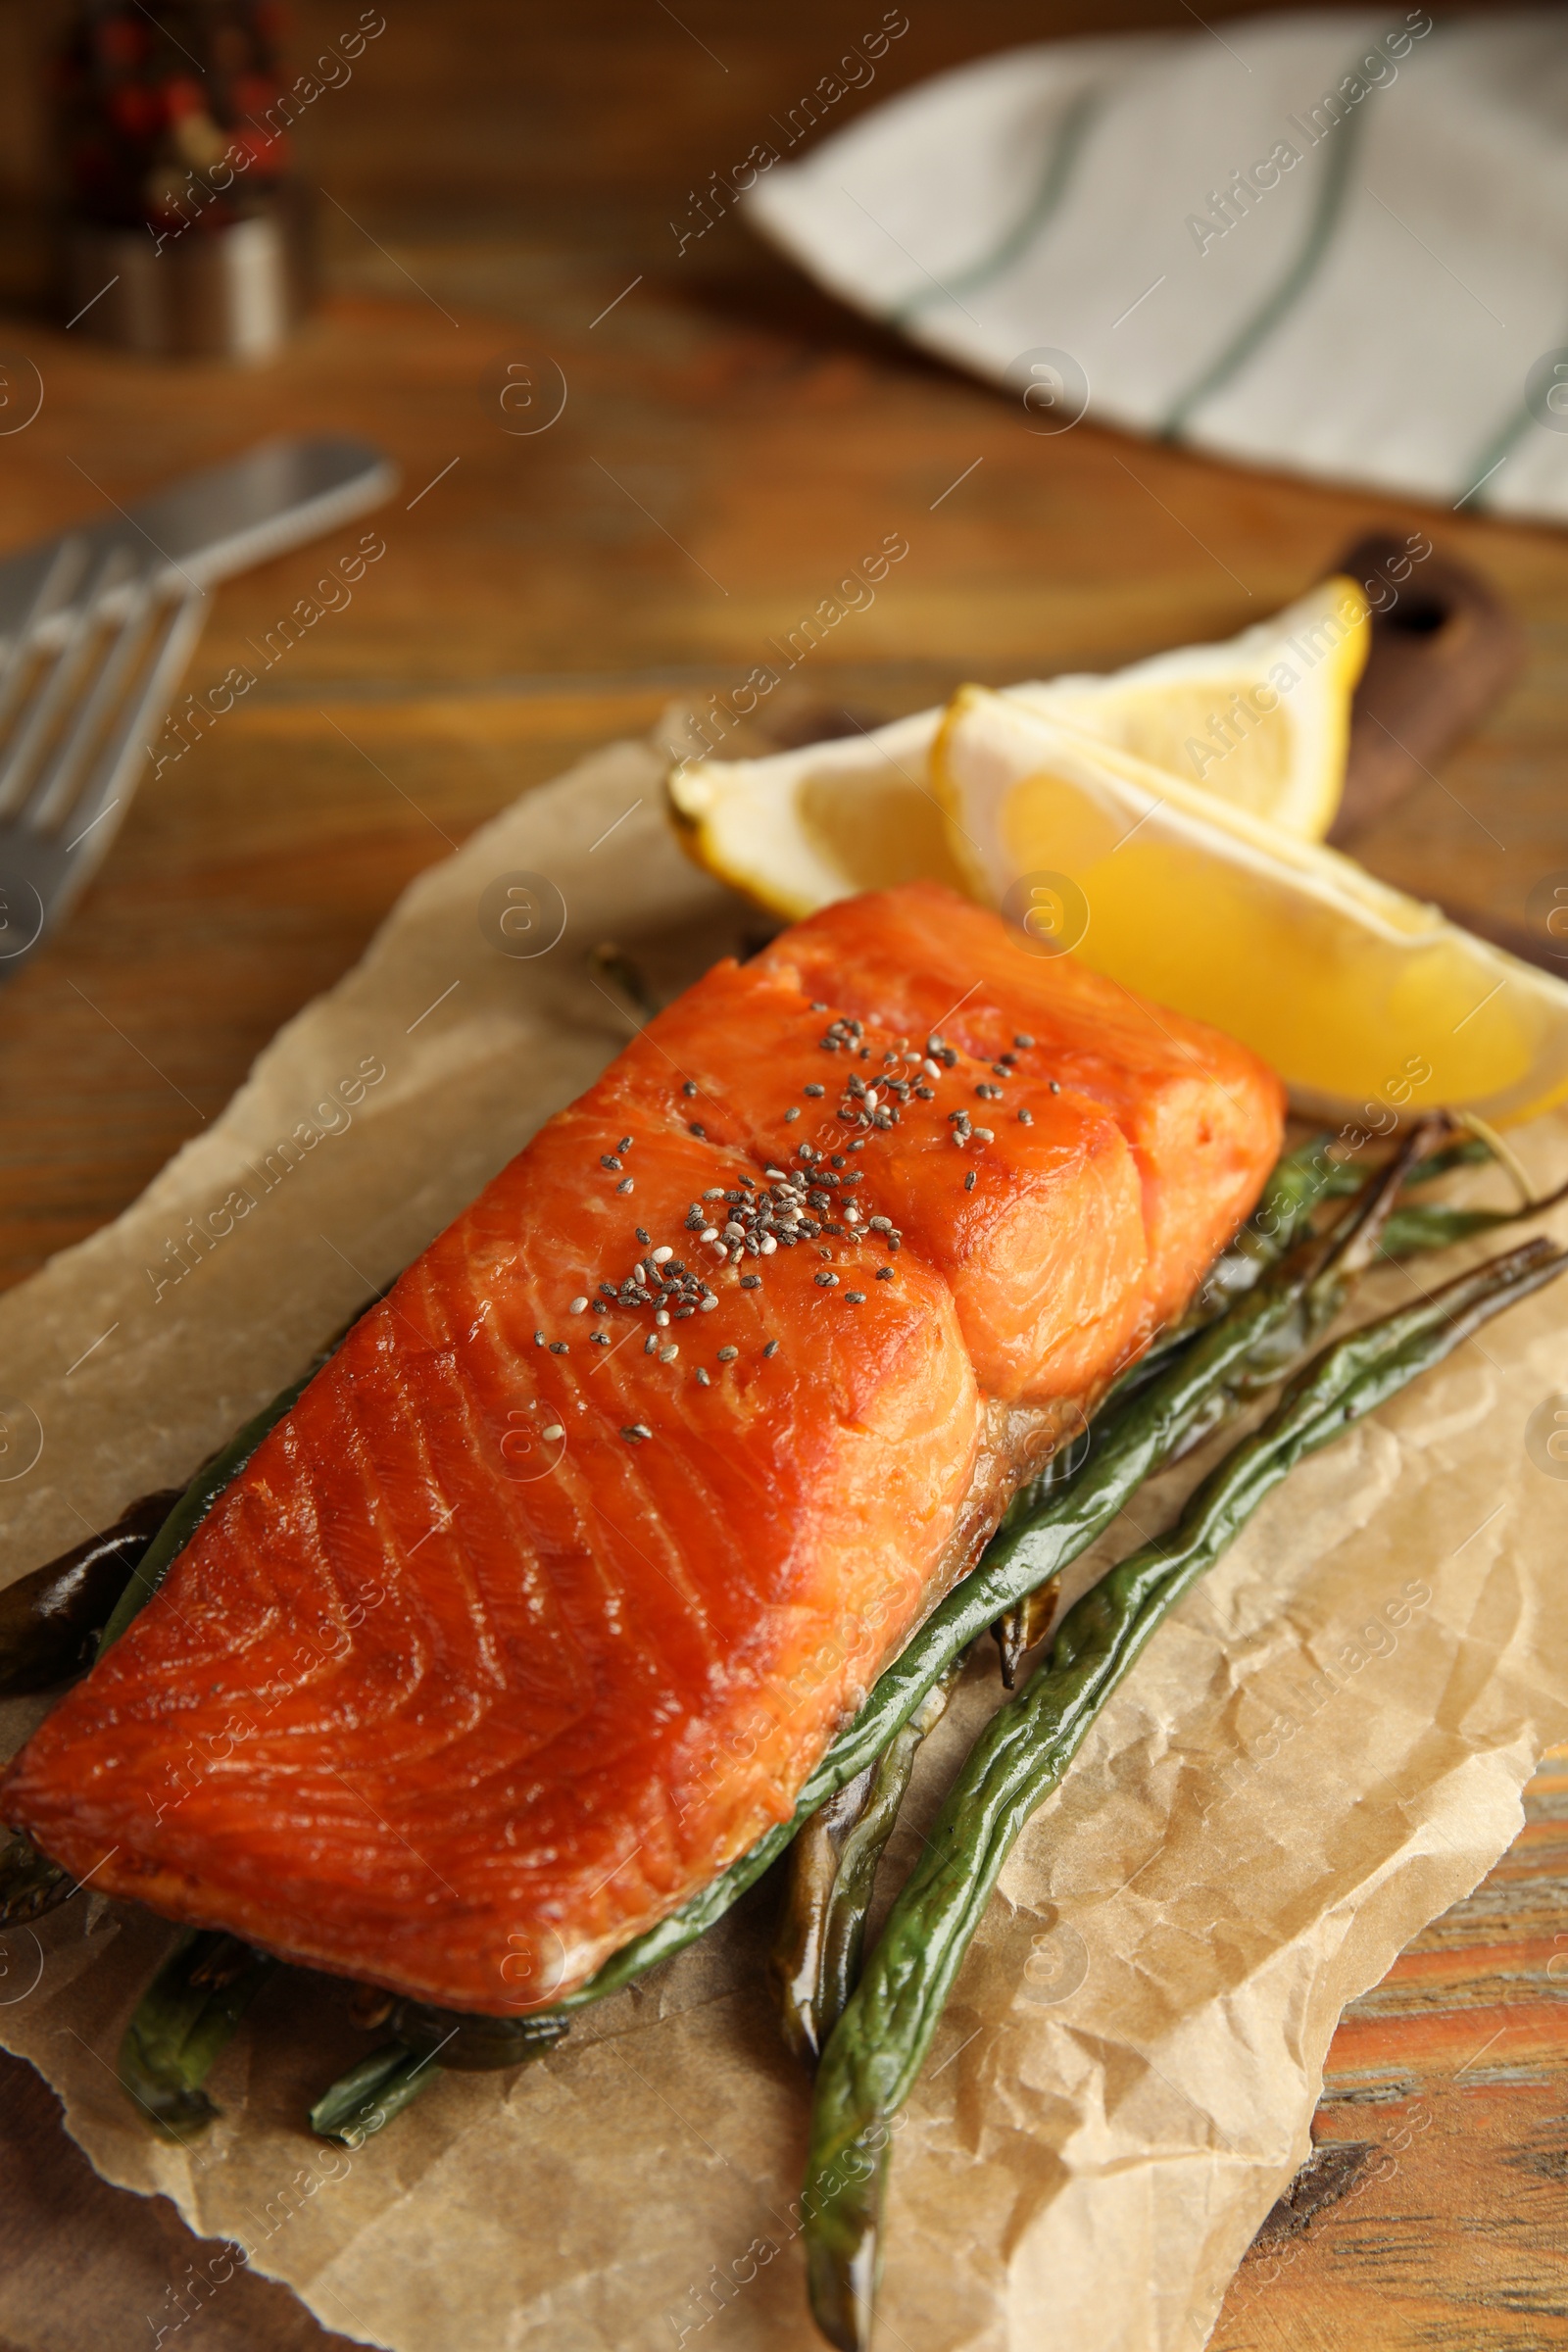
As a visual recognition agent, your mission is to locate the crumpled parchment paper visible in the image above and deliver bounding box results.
[3,734,1567,2352]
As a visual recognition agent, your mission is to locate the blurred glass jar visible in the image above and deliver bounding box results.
[55,2,310,361]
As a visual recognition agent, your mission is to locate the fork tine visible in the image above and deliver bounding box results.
[50,587,209,914]
[0,536,91,737]
[23,582,159,834]
[0,550,138,819]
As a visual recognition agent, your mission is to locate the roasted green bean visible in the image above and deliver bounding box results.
[774,1659,966,2066]
[309,2011,568,2146]
[118,1929,277,2137]
[802,1234,1565,2352]
[309,2043,436,2148]
[771,1768,876,2069]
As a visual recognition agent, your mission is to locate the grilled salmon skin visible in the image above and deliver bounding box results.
[2,885,1283,2012]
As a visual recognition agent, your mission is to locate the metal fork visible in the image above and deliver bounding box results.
[0,541,207,973]
[0,435,395,980]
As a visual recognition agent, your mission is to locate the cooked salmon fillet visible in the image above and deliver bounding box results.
[1,885,1283,2012]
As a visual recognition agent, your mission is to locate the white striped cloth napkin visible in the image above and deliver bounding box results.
[743,10,1568,521]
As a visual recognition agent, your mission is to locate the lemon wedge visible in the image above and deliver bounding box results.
[932,685,1568,1128]
[666,577,1369,918]
[1019,573,1369,840]
[666,709,974,923]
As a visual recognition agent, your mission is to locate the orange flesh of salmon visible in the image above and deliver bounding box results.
[1,886,1283,2012]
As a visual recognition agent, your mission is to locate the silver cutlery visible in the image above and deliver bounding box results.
[0,435,395,977]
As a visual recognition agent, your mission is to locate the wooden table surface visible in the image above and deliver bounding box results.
[0,3,1564,2346]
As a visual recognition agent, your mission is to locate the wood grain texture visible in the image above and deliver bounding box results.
[1212,1752,1568,2352]
[0,3,1563,2346]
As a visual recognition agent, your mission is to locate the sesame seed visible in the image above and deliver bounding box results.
[652,1246,673,1264]
[845,1291,865,1303]
[964,1169,977,1191]
[1019,1107,1034,1125]
[717,1345,739,1362]
[550,1342,569,1354]
[1015,1033,1034,1048]
[617,1177,634,1194]
[621,1424,652,1444]
[569,1296,588,1314]
[764,1340,780,1357]
[696,1366,711,1387]
[660,1344,679,1363]
[542,1424,564,1442]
